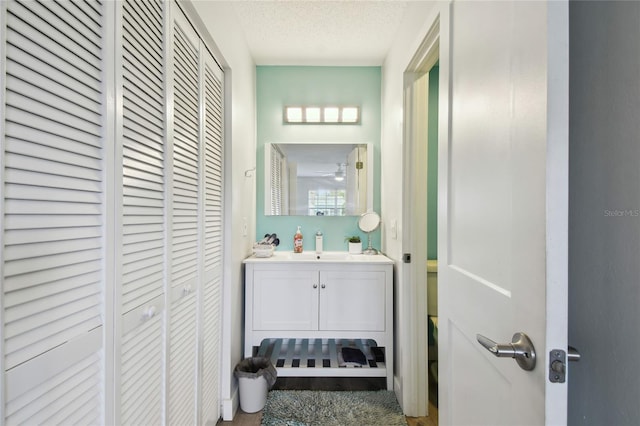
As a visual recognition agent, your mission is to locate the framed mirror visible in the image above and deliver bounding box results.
[264,142,373,216]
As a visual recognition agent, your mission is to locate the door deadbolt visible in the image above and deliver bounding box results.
[549,346,580,383]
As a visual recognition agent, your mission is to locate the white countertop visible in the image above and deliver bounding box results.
[244,250,393,264]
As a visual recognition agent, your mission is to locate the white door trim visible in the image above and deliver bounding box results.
[401,2,451,417]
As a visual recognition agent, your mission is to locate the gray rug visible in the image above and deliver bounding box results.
[261,390,407,426]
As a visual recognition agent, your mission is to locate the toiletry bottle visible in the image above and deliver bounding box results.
[315,230,323,254]
[294,226,303,253]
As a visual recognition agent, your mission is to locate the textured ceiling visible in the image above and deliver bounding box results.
[228,1,410,65]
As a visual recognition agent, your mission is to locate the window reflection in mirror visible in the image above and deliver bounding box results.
[264,143,372,216]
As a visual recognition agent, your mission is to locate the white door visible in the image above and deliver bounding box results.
[438,2,568,425]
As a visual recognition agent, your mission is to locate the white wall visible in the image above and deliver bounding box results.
[568,2,640,424]
[183,1,256,421]
[380,0,438,414]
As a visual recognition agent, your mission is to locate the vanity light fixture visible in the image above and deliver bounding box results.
[285,107,303,123]
[283,106,360,124]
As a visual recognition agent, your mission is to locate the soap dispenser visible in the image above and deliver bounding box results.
[315,230,323,254]
[294,226,303,253]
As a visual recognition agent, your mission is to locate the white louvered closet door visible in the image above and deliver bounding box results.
[200,49,224,425]
[1,0,106,424]
[117,0,166,424]
[168,7,200,426]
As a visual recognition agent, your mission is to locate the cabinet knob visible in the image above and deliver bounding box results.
[321,284,326,289]
[313,284,318,288]
[142,306,156,321]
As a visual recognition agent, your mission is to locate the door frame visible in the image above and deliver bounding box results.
[401,3,450,417]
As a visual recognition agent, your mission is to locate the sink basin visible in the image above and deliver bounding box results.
[285,252,351,261]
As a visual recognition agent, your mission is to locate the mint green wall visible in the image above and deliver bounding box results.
[256,66,381,252]
[427,65,439,260]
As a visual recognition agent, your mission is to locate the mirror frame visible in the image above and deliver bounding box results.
[264,141,374,216]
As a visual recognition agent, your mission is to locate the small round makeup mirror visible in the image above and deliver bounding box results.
[357,211,381,255]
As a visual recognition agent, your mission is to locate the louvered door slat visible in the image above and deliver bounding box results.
[35,0,102,48]
[5,183,101,205]
[66,0,101,27]
[118,0,166,424]
[123,32,163,83]
[122,138,163,166]
[5,61,100,113]
[5,150,101,179]
[7,93,101,135]
[4,121,101,157]
[121,222,163,237]
[123,273,163,301]
[5,198,101,215]
[23,1,102,59]
[168,294,197,426]
[5,282,99,323]
[4,214,102,232]
[174,105,198,130]
[123,200,164,214]
[7,2,102,84]
[121,0,165,314]
[123,47,162,90]
[123,95,164,132]
[123,155,163,179]
[123,169,163,189]
[121,315,163,425]
[7,75,101,125]
[4,243,102,276]
[5,352,101,425]
[166,11,202,424]
[4,113,102,149]
[4,233,100,261]
[4,271,100,306]
[171,17,199,294]
[137,0,161,17]
[201,50,224,424]
[202,277,222,421]
[123,1,162,52]
[3,13,105,425]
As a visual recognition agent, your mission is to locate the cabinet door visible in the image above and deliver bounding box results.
[319,270,386,331]
[253,270,319,330]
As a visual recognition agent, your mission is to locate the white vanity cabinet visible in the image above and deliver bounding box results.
[244,252,394,389]
[252,269,386,332]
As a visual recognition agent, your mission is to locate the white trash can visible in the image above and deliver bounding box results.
[234,357,277,413]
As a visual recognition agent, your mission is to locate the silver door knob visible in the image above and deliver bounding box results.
[476,332,536,371]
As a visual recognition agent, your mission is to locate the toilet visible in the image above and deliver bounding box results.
[427,260,438,317]
[427,260,438,383]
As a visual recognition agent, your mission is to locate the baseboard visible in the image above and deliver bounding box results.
[394,375,403,413]
[221,386,239,421]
